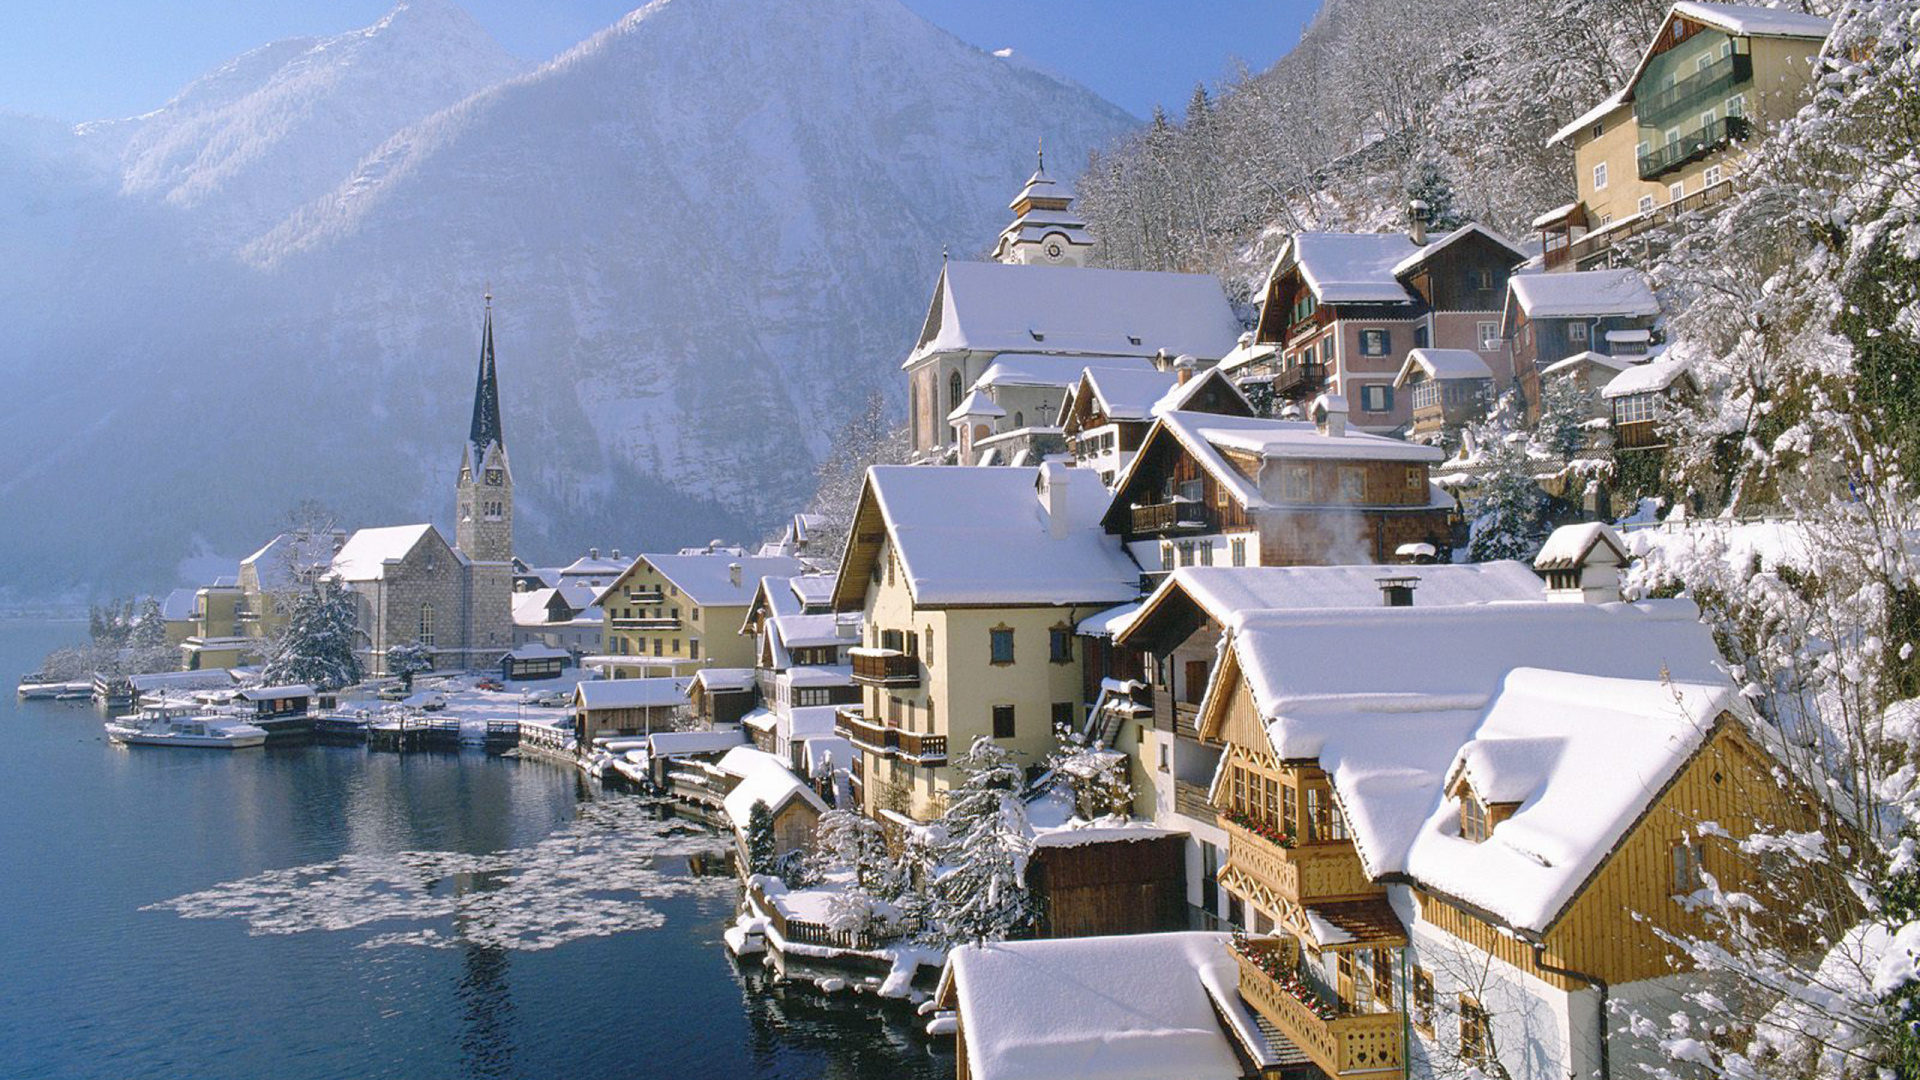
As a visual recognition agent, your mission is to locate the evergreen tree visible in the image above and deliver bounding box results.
[385,639,433,691]
[262,578,363,690]
[744,799,778,878]
[920,737,1037,947]
[1463,394,1550,562]
[129,598,168,650]
[1404,155,1465,232]
[1042,724,1133,820]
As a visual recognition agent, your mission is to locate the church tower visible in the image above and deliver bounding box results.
[992,139,1094,267]
[456,295,513,565]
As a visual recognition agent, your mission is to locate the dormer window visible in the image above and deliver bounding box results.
[1460,789,1490,843]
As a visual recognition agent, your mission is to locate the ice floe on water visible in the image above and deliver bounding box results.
[145,796,735,951]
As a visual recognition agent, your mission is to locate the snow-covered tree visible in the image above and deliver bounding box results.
[798,389,910,569]
[1042,724,1133,819]
[919,737,1037,948]
[1463,394,1551,562]
[744,799,778,879]
[129,598,167,650]
[385,639,433,690]
[262,578,362,690]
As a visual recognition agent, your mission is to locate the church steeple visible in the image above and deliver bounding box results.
[993,138,1093,266]
[456,294,513,564]
[468,292,504,466]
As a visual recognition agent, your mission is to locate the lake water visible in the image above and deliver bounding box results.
[0,620,949,1080]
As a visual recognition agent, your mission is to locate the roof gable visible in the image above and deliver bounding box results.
[912,261,1242,362]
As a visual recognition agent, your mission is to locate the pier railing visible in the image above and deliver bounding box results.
[749,878,879,952]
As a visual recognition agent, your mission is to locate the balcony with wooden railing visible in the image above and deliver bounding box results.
[1128,499,1211,536]
[1269,360,1329,402]
[1232,937,1404,1078]
[1222,816,1380,906]
[849,648,919,688]
[834,707,947,765]
[610,615,680,632]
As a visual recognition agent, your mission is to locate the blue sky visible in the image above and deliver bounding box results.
[0,0,1318,123]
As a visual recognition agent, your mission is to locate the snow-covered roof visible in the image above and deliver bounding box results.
[1283,232,1420,304]
[948,389,1005,421]
[692,667,756,692]
[1149,366,1250,419]
[236,683,312,701]
[1406,668,1739,931]
[787,574,834,606]
[1531,201,1583,228]
[1601,356,1693,398]
[1122,562,1544,642]
[976,353,1152,391]
[798,734,853,777]
[331,524,457,582]
[642,553,804,607]
[1509,268,1659,320]
[1388,223,1527,280]
[243,530,343,591]
[559,551,631,578]
[1539,350,1638,379]
[1672,1,1831,38]
[1547,90,1629,147]
[129,669,237,692]
[575,677,691,711]
[504,643,570,661]
[1534,521,1628,571]
[844,463,1141,608]
[160,588,199,622]
[645,729,746,758]
[914,261,1242,363]
[938,931,1271,1080]
[1010,165,1074,208]
[719,746,827,828]
[1394,348,1494,387]
[1219,598,1734,932]
[1082,366,1179,421]
[512,585,599,626]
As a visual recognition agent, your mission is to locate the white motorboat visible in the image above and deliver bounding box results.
[105,708,268,749]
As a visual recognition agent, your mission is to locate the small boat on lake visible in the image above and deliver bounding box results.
[105,709,268,749]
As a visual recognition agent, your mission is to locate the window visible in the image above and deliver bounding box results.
[989,626,1015,665]
[1413,324,1429,348]
[1199,541,1214,566]
[1460,790,1490,842]
[1638,194,1655,214]
[1477,321,1501,352]
[1282,464,1313,502]
[1321,336,1338,364]
[1590,121,1604,139]
[925,626,935,661]
[1726,93,1745,118]
[1051,702,1074,731]
[1568,321,1589,343]
[1230,537,1247,566]
[1666,126,1682,146]
[1160,542,1175,571]
[1411,967,1435,1034]
[1405,466,1423,491]
[1281,784,1298,836]
[1614,392,1658,425]
[1359,384,1393,412]
[653,638,663,657]
[1696,53,1714,74]
[1700,108,1717,130]
[1158,742,1169,772]
[1338,468,1366,503]
[949,370,963,418]
[1178,541,1195,567]
[689,639,700,660]
[1013,411,1024,428]
[1359,328,1390,356]
[1671,840,1705,894]
[671,638,679,654]
[417,603,434,649]
[1637,139,1652,161]
[1460,996,1493,1065]
[1704,164,1723,187]
[1049,627,1073,664]
[1592,162,1608,190]
[1413,379,1440,411]
[992,705,1016,739]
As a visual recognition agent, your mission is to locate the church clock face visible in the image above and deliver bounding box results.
[1044,240,1064,261]
[484,469,503,486]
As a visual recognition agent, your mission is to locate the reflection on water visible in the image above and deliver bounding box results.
[0,619,949,1080]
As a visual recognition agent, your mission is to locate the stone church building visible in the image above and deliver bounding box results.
[331,301,516,675]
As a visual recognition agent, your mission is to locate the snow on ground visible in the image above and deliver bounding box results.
[145,795,731,951]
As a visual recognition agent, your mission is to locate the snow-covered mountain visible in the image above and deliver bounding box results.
[0,0,1136,601]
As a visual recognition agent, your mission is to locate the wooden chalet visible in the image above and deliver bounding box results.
[1060,363,1253,485]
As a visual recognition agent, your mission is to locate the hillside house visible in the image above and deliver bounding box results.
[1101,401,1454,576]
[829,463,1142,821]
[1089,560,1547,931]
[1602,355,1697,449]
[1060,362,1253,485]
[1392,349,1495,447]
[1228,219,1527,431]
[739,574,860,768]
[1538,2,1830,269]
[592,552,802,679]
[1503,268,1662,415]
[1197,592,1830,1080]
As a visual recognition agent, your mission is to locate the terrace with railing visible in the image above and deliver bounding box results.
[833,706,948,765]
[1232,937,1404,1078]
[849,648,919,688]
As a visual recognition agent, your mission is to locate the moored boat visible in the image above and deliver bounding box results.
[105,708,268,749]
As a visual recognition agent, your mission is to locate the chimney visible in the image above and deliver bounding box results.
[1174,355,1197,386]
[728,562,742,588]
[1312,393,1349,438]
[1408,198,1431,246]
[611,548,621,560]
[589,547,599,559]
[1039,461,1071,539]
[1153,348,1171,372]
[1377,576,1419,607]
